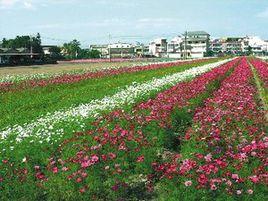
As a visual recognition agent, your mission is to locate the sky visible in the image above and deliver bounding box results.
[0,0,268,47]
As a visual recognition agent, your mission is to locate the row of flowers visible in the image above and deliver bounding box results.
[250,58,268,88]
[153,58,267,197]
[0,58,211,92]
[0,58,233,151]
[0,58,239,200]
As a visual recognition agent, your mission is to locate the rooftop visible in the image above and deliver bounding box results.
[184,31,210,36]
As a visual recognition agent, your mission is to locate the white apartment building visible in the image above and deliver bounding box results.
[243,36,268,55]
[149,38,168,57]
[167,36,183,58]
[183,31,210,58]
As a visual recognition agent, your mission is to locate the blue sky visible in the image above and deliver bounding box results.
[1,0,268,47]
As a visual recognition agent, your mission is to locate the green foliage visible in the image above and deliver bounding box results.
[62,40,101,59]
[62,39,81,59]
[77,49,101,59]
[1,33,43,54]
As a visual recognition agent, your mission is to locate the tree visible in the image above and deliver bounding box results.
[1,33,43,53]
[89,49,101,58]
[62,39,81,59]
[48,46,64,60]
[77,49,101,59]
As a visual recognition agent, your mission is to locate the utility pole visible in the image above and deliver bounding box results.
[30,36,33,59]
[108,34,111,62]
[184,31,187,60]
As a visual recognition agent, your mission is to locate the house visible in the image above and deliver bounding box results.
[210,36,268,56]
[134,44,150,57]
[243,36,268,56]
[108,42,135,58]
[89,44,109,58]
[183,31,210,58]
[167,36,183,58]
[0,48,39,65]
[210,39,224,54]
[149,38,168,57]
[42,45,58,55]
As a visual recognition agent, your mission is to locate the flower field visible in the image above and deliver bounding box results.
[0,57,267,201]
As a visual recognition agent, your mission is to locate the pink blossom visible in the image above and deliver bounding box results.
[52,167,58,173]
[136,155,145,163]
[184,180,192,187]
[247,189,253,194]
[249,175,259,183]
[236,190,242,195]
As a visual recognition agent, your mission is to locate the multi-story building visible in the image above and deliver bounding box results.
[149,38,168,57]
[243,36,268,56]
[183,31,210,58]
[210,36,268,56]
[210,39,224,55]
[167,36,183,58]
[134,44,150,57]
[108,42,135,58]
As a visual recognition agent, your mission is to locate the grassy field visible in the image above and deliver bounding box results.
[0,58,219,130]
[0,60,156,76]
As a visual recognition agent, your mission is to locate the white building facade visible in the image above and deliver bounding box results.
[149,38,168,57]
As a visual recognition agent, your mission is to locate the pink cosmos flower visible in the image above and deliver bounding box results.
[62,167,69,171]
[81,172,88,178]
[108,152,116,159]
[247,189,253,194]
[79,187,86,193]
[249,175,259,183]
[184,180,192,187]
[231,174,239,180]
[210,184,217,190]
[198,174,208,185]
[236,190,242,195]
[76,177,82,183]
[52,167,58,173]
[91,155,99,163]
[136,155,145,163]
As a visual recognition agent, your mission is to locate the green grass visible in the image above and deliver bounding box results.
[0,58,220,130]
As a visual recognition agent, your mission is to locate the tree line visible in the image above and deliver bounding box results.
[0,34,100,66]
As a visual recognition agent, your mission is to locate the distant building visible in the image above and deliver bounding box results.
[183,31,210,58]
[210,36,268,56]
[210,39,224,54]
[149,38,168,57]
[42,45,57,55]
[108,42,135,58]
[167,36,183,58]
[89,44,109,58]
[0,48,39,64]
[243,36,268,56]
[134,44,150,57]
[90,43,151,58]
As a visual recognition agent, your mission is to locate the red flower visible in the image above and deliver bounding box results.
[198,174,208,185]
[136,155,145,163]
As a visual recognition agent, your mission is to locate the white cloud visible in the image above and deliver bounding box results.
[256,7,268,18]
[0,0,34,9]
[23,1,34,9]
